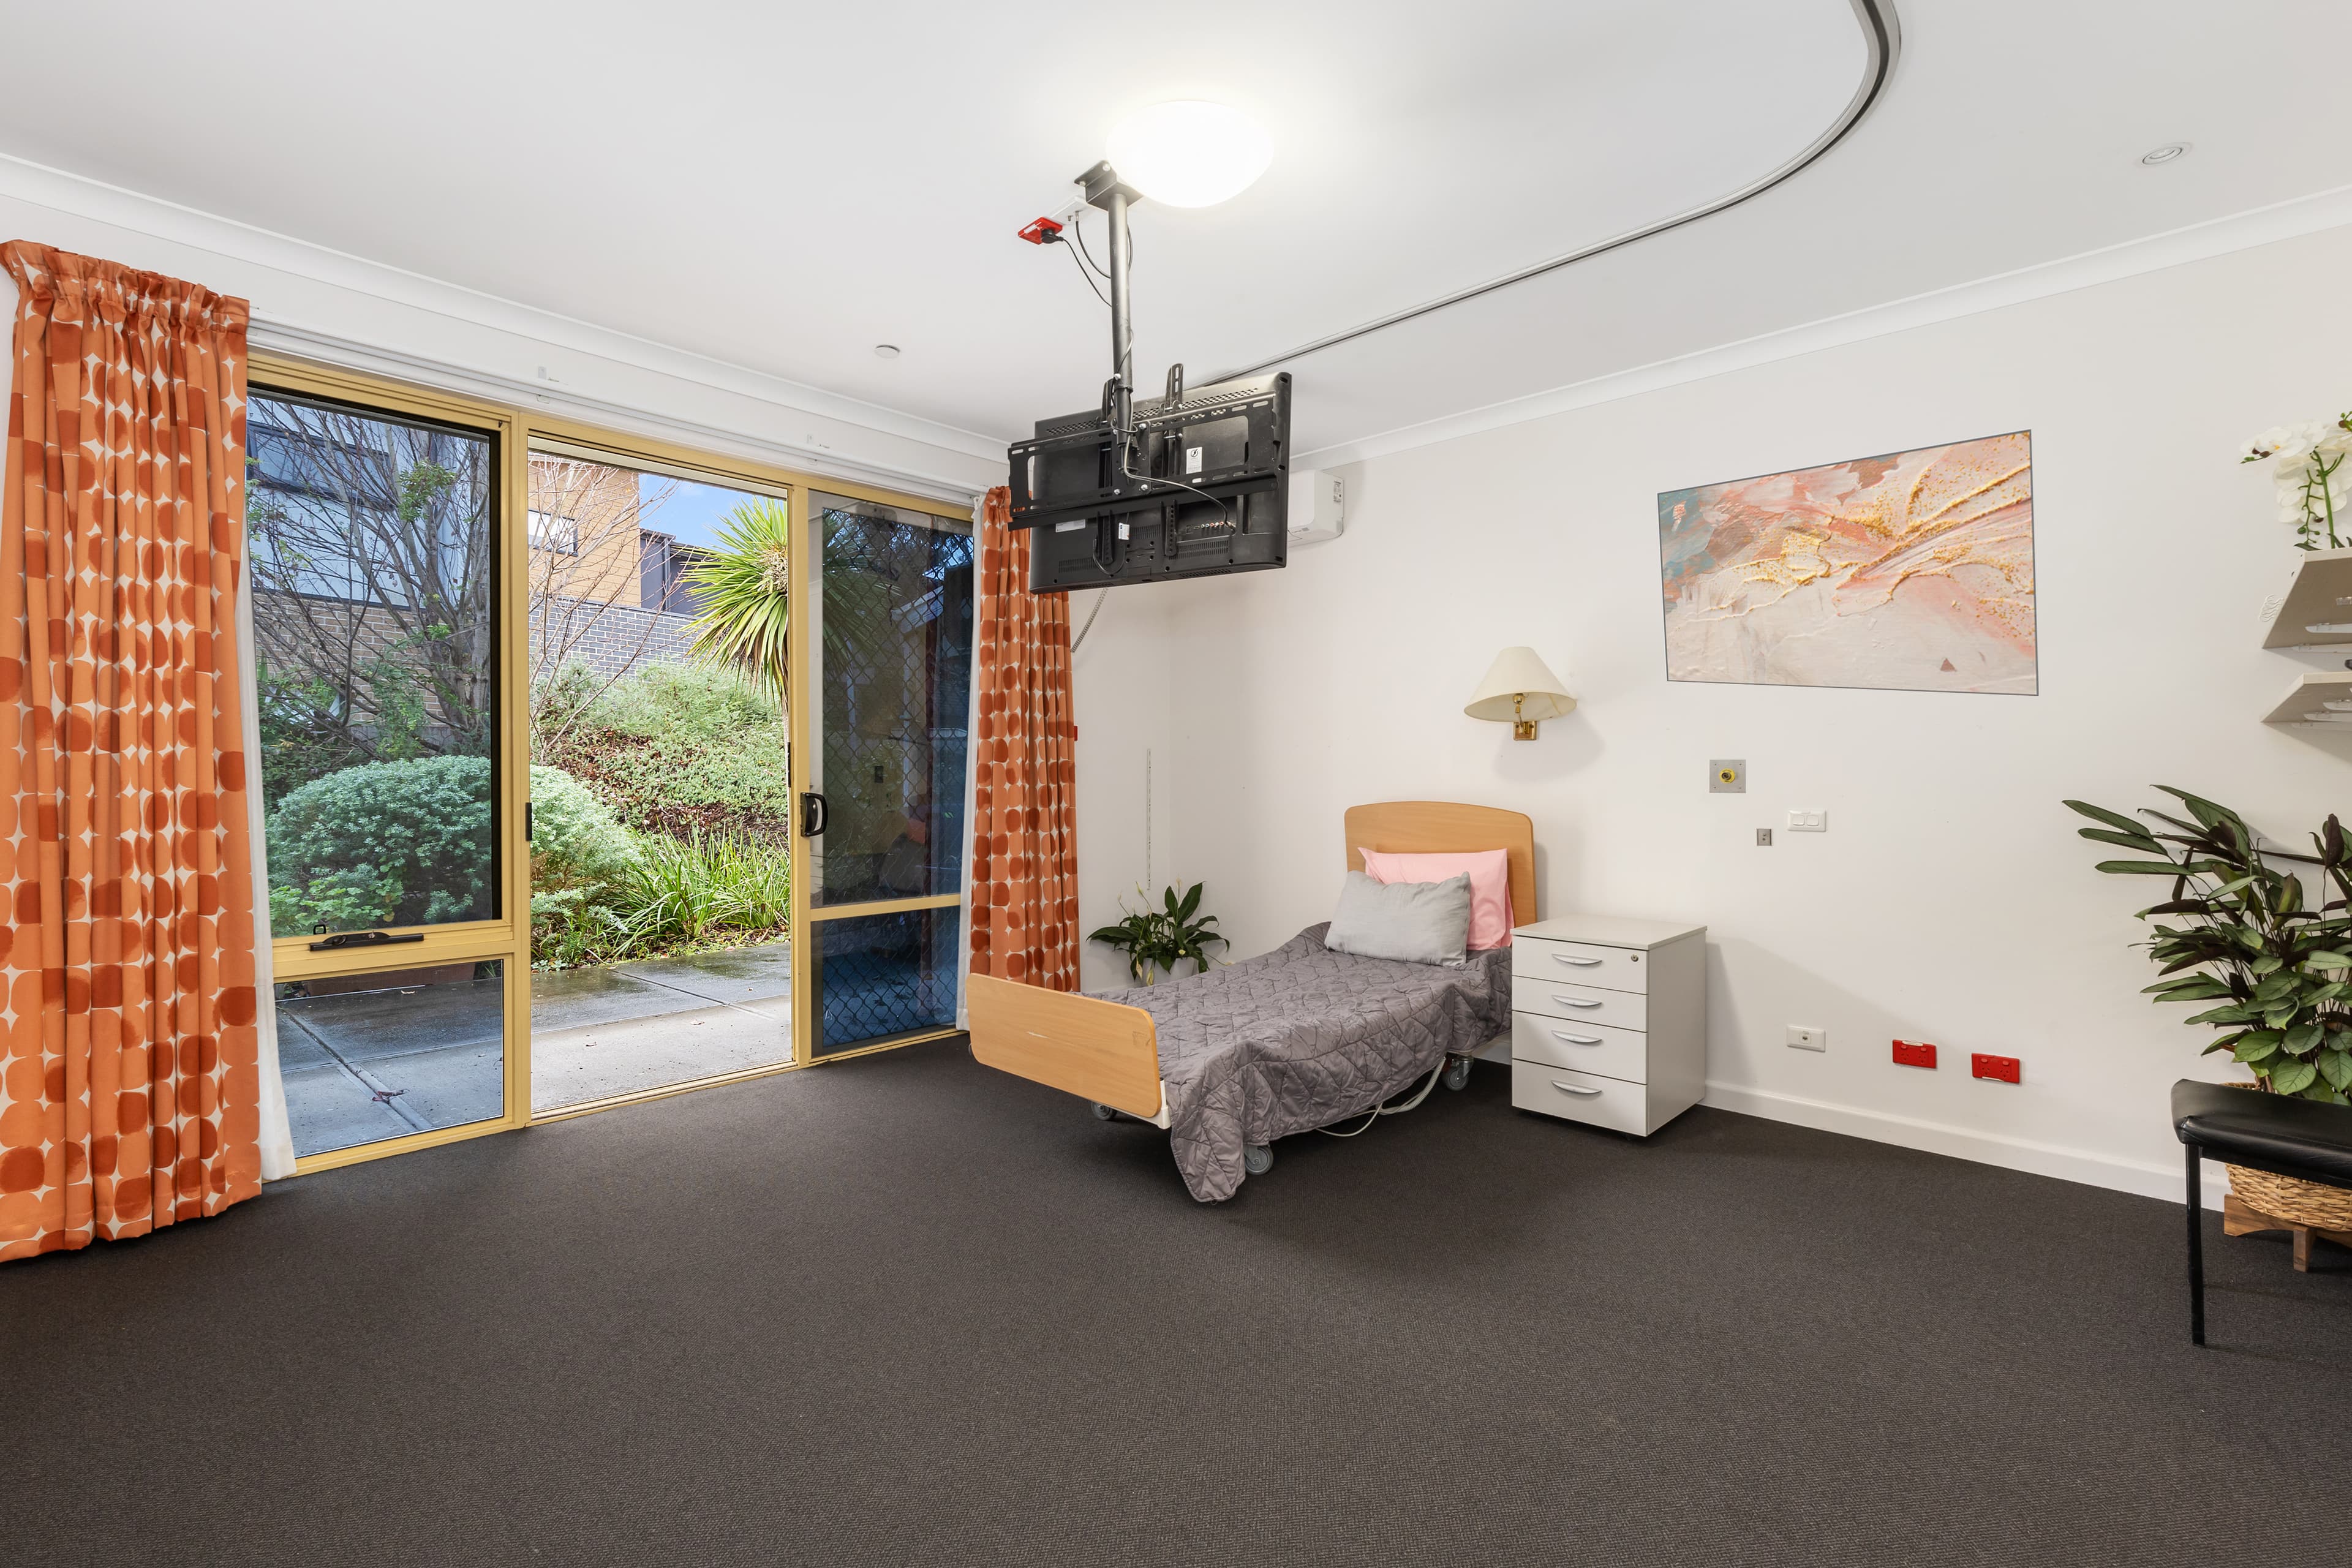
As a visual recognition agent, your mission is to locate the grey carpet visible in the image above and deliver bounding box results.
[4,1041,2343,1566]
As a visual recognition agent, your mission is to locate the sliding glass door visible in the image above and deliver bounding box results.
[795,492,975,1060]
[241,355,981,1174]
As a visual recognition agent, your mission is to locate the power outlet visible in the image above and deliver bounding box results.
[1786,1024,1826,1052]
[1893,1039,1937,1069]
[1972,1052,2022,1084]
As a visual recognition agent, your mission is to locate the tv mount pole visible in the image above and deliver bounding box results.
[1078,160,1144,440]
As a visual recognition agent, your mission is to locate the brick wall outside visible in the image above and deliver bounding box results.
[535,597,700,684]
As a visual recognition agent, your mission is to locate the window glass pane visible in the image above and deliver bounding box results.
[275,962,506,1157]
[248,389,499,934]
[812,908,959,1056]
[810,494,974,908]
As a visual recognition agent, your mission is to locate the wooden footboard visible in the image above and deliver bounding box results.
[967,973,1165,1121]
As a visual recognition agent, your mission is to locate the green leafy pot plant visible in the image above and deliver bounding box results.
[1089,882,1228,986]
[2066,786,2352,1227]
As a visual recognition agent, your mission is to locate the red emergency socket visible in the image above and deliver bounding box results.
[1893,1039,1937,1069]
[1971,1052,2021,1084]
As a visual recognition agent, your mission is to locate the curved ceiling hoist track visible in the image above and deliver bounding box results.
[1213,0,1904,382]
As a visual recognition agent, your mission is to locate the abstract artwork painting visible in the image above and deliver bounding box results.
[1657,431,2036,694]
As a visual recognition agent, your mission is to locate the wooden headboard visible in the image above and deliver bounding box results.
[1343,801,1537,927]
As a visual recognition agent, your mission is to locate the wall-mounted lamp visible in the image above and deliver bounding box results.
[1464,647,1576,740]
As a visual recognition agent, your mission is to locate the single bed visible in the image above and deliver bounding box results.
[968,801,1533,1200]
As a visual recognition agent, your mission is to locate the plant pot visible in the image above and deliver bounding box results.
[2222,1082,2352,1229]
[2225,1162,2352,1230]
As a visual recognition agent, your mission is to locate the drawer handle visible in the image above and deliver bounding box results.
[1550,1080,1604,1097]
[1551,995,1603,1009]
[1552,954,1604,966]
[1550,1030,1604,1046]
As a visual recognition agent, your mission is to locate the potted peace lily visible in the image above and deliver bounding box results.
[1089,881,1227,986]
[2067,788,2352,1227]
[2239,412,2352,550]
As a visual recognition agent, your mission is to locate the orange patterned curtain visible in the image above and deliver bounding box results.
[0,241,262,1261]
[968,486,1079,990]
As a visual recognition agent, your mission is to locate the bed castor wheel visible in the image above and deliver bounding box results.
[1244,1143,1275,1175]
[1443,1057,1472,1091]
[1090,1102,1118,1121]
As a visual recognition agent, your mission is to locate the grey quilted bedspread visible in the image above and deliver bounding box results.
[1093,924,1513,1202]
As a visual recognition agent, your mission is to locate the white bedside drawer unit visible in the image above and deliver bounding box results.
[1510,1061,1651,1136]
[1512,1012,1646,1080]
[1508,914,1706,1137]
[1515,981,1648,1033]
[1512,938,1649,994]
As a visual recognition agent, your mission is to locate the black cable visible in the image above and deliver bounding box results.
[1063,237,1109,308]
[1052,205,1232,533]
[1069,210,1112,279]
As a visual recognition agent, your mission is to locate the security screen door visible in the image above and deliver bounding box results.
[796,492,975,1060]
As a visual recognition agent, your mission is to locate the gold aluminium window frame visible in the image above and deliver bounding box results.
[246,353,979,1175]
[252,355,533,1178]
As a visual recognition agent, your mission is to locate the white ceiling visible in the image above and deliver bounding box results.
[0,1,2346,462]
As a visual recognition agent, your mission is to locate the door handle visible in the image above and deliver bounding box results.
[1550,1030,1604,1046]
[1553,954,1602,966]
[1550,1080,1604,1096]
[1551,996,1603,1009]
[799,791,829,837]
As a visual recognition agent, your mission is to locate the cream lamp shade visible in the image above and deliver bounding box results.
[1464,647,1576,739]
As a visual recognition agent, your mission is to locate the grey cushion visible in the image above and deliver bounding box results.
[1323,870,1471,967]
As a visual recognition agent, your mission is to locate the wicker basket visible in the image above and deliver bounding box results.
[2222,1082,2352,1229]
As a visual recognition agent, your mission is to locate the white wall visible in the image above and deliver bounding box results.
[1068,587,1178,991]
[1072,221,2352,1205]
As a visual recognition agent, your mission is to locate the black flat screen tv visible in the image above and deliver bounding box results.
[1006,371,1290,592]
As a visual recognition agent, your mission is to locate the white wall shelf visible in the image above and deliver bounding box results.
[2258,547,2352,649]
[2262,670,2352,726]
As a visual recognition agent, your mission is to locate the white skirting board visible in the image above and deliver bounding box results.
[1701,1081,2235,1212]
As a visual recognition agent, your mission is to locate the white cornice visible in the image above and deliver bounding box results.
[248,318,984,505]
[0,150,1007,484]
[1298,181,2352,471]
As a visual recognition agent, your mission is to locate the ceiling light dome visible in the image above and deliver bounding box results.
[1106,102,1273,208]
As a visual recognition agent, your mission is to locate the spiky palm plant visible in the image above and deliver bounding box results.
[684,499,794,708]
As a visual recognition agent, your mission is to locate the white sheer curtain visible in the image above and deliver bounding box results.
[237,539,298,1180]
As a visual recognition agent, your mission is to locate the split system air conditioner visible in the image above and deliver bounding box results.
[1287,470,1343,545]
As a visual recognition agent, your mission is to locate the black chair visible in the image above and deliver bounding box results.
[2171,1079,2352,1345]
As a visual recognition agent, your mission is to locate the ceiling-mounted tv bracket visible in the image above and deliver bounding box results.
[1077,160,1145,442]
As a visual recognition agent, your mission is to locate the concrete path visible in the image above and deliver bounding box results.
[278,976,507,1158]
[275,942,797,1158]
[529,941,793,1113]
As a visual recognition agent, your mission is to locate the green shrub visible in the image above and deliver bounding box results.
[593,660,782,741]
[616,832,793,948]
[541,662,793,842]
[529,763,637,894]
[528,831,791,969]
[530,886,646,970]
[266,754,493,933]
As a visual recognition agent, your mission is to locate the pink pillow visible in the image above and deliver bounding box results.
[1358,848,1514,948]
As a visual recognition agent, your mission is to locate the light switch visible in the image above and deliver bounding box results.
[1787,809,1827,832]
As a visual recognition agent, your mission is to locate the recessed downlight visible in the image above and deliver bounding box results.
[873,344,902,359]
[2140,142,2192,166]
